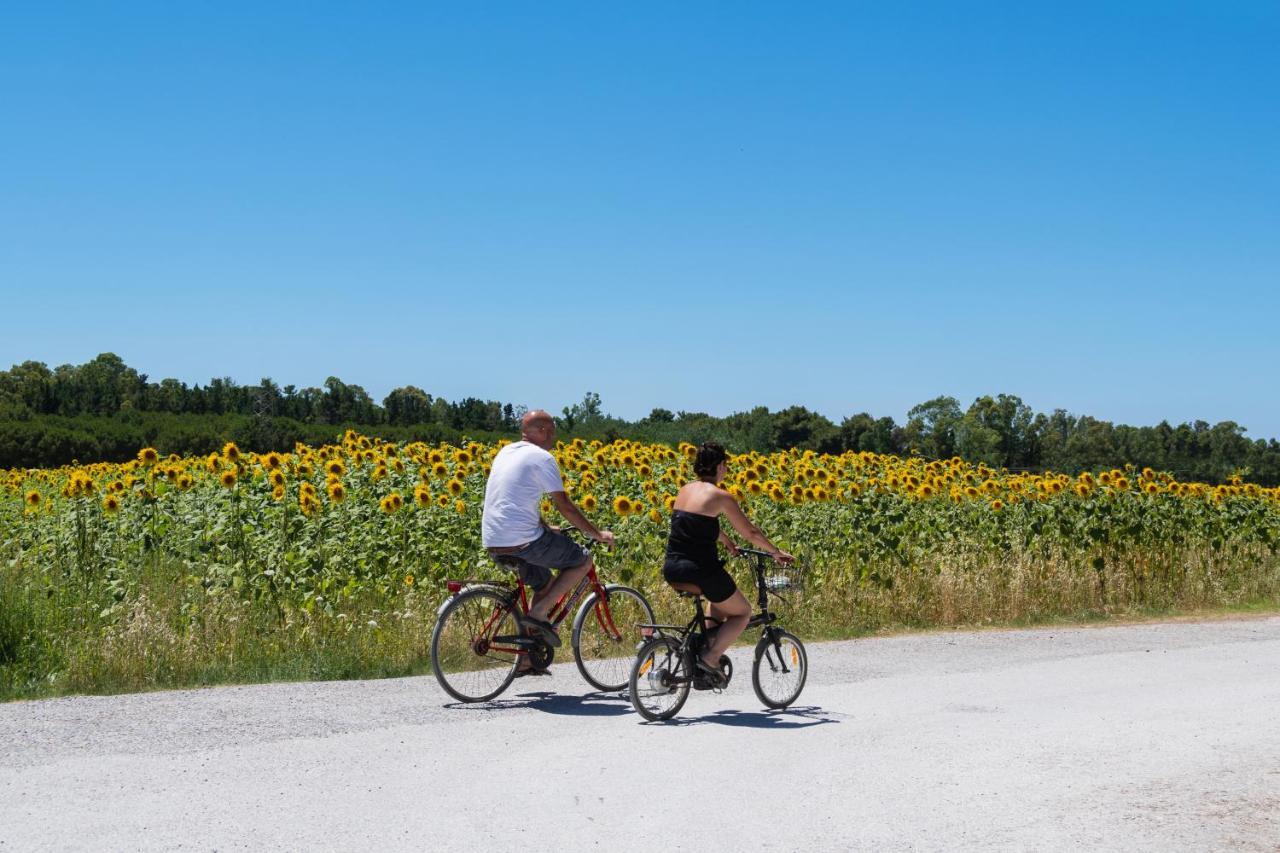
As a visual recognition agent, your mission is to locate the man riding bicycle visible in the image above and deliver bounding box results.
[481,410,615,671]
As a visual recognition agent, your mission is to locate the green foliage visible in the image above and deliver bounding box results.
[2,356,1279,484]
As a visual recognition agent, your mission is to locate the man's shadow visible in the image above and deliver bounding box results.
[443,690,634,717]
[638,705,839,729]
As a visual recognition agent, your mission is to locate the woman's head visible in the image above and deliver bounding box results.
[693,442,728,481]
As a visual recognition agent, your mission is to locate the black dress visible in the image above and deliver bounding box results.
[662,510,737,603]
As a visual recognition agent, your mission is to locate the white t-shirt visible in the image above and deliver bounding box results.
[481,441,566,547]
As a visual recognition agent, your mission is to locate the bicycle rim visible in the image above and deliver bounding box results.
[431,588,520,703]
[629,637,690,721]
[574,585,654,692]
[752,630,808,709]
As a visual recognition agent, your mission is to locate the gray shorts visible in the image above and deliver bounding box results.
[492,529,591,592]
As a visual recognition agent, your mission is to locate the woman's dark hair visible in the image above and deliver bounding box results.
[693,442,728,480]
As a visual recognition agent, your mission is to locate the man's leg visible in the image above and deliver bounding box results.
[527,556,592,623]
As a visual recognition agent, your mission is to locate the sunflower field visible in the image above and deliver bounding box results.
[3,430,1280,700]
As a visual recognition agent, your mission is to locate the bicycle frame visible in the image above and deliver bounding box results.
[443,559,629,659]
[638,549,796,682]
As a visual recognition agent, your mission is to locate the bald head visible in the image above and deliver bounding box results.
[521,409,557,449]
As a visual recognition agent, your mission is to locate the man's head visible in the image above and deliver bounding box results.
[521,410,557,450]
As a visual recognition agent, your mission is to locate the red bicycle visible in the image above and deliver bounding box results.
[430,529,654,702]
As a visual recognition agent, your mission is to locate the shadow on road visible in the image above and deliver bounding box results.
[441,693,840,728]
[443,690,633,717]
[641,705,839,729]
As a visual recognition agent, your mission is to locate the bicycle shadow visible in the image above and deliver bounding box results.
[640,705,839,729]
[443,690,633,717]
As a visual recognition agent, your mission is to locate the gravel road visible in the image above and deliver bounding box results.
[3,616,1279,851]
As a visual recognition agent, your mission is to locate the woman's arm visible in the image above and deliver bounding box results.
[717,527,740,556]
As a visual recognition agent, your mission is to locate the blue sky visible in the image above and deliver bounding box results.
[2,3,1277,438]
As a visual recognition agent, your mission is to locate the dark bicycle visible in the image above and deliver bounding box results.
[628,547,808,721]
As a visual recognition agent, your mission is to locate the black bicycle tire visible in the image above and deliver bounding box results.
[430,586,521,703]
[751,629,808,709]
[628,636,691,722]
[572,584,655,692]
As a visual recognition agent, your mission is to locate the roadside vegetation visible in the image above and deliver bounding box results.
[4,431,1278,701]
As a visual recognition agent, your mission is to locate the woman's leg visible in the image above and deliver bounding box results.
[703,590,751,666]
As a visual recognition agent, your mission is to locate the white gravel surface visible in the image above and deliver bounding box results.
[3,616,1279,851]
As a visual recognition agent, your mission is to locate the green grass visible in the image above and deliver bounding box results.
[4,549,1280,703]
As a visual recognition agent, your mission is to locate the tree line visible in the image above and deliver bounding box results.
[1,354,1277,485]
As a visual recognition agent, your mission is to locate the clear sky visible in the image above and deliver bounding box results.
[2,3,1277,438]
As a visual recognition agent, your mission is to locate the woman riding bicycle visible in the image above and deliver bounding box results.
[664,442,793,684]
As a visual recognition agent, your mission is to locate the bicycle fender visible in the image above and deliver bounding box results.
[436,584,511,616]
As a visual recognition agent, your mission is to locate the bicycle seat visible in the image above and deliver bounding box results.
[669,582,703,598]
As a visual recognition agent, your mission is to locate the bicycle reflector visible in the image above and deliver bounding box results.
[446,581,463,593]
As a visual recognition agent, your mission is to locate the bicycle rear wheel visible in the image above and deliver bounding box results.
[573,584,654,692]
[628,636,691,722]
[431,587,521,703]
[751,629,808,709]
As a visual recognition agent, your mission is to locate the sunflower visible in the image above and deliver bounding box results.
[326,459,346,477]
[24,490,41,507]
[581,495,598,512]
[446,479,464,496]
[379,494,400,514]
[222,442,241,462]
[263,452,283,470]
[612,496,633,516]
[455,499,467,514]
[272,484,286,501]
[269,470,286,488]
[436,494,450,508]
[648,508,662,524]
[1145,482,1159,495]
[990,499,1005,512]
[220,470,238,488]
[372,465,388,482]
[102,494,121,513]
[176,474,194,491]
[404,574,414,587]
[137,447,160,465]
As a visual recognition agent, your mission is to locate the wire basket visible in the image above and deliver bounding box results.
[763,562,806,593]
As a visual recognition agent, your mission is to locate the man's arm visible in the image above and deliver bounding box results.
[549,492,615,549]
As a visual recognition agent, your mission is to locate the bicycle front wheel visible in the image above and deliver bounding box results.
[752,629,808,709]
[431,587,521,703]
[628,636,691,722]
[573,584,655,692]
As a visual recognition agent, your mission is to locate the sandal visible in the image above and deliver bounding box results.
[522,617,561,648]
[693,657,728,690]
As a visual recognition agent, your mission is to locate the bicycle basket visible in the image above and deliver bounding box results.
[763,563,805,593]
